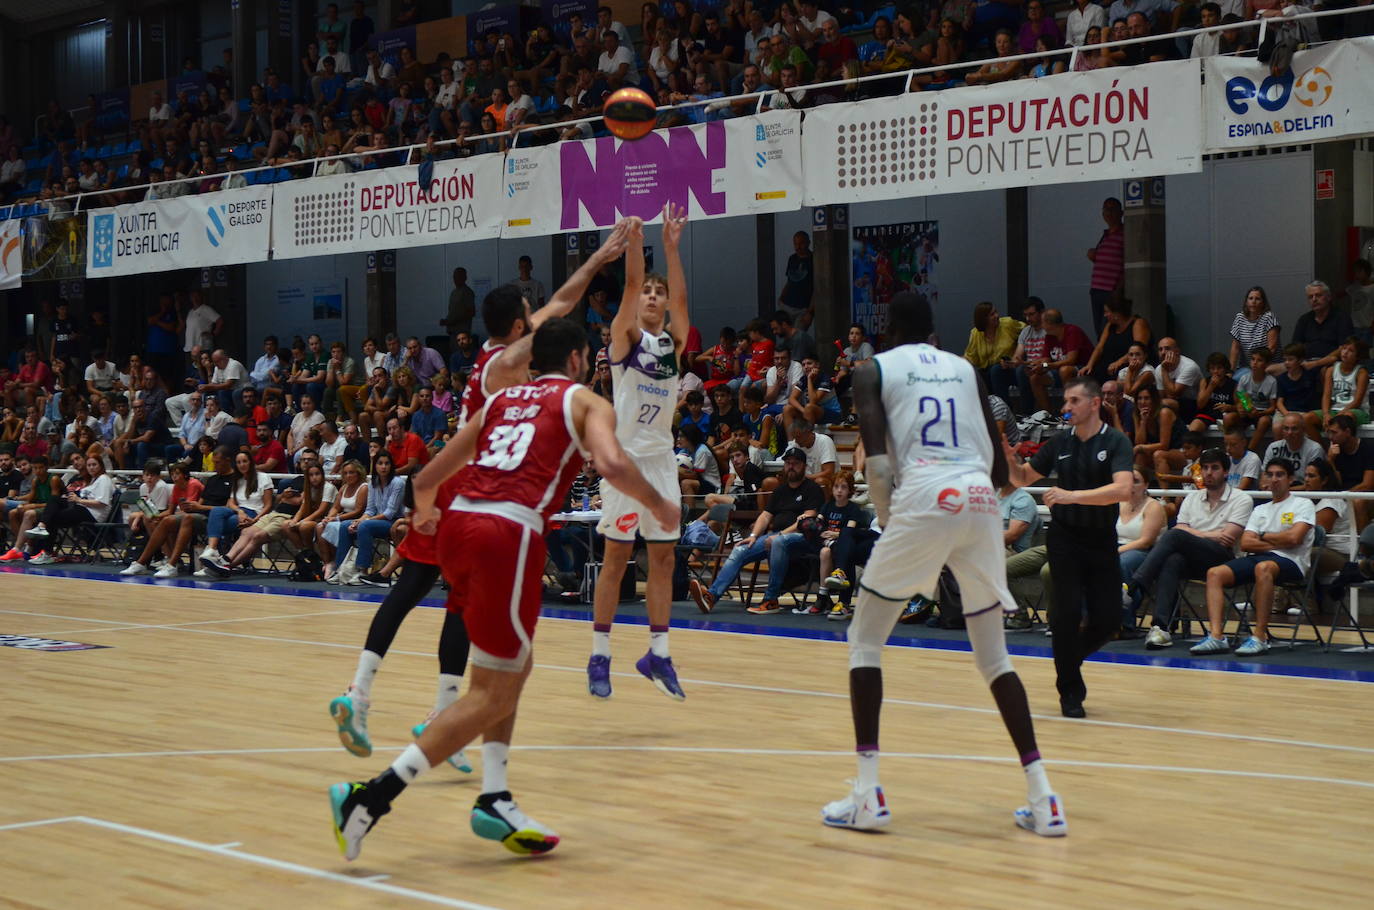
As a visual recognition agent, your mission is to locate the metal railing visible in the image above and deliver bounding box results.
[11,4,1371,218]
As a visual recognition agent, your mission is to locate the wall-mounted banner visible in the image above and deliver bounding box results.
[270,156,503,260]
[802,58,1202,206]
[85,185,272,278]
[500,110,803,237]
[1203,37,1374,153]
[0,219,21,290]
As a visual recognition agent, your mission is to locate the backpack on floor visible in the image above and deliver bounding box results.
[292,550,325,582]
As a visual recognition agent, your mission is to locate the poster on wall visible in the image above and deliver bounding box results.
[276,280,347,343]
[501,110,803,237]
[851,221,938,341]
[0,219,22,290]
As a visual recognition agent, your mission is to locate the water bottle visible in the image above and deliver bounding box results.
[1235,387,1252,413]
[581,492,590,511]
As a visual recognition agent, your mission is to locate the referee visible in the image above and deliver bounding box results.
[1005,377,1132,718]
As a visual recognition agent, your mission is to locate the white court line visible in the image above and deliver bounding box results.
[0,745,1369,791]
[0,816,501,910]
[51,620,1374,758]
[0,606,378,638]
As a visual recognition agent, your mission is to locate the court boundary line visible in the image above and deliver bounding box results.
[7,579,1374,757]
[0,815,502,910]
[0,748,1368,791]
[9,567,1374,684]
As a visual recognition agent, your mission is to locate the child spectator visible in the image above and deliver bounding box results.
[1275,343,1320,430]
[1224,427,1261,490]
[816,471,876,620]
[1190,352,1237,432]
[1155,431,1206,490]
[1317,337,1370,430]
[1228,346,1277,452]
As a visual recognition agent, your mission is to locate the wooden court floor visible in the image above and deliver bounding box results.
[3,575,1372,910]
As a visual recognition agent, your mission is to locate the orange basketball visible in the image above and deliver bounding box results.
[603,87,657,141]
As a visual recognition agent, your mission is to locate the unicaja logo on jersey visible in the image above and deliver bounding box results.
[937,488,964,514]
[616,513,639,533]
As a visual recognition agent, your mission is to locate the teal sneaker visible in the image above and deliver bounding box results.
[470,791,560,855]
[412,717,473,773]
[329,781,387,861]
[329,688,371,757]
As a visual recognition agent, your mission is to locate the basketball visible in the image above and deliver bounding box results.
[603,87,657,141]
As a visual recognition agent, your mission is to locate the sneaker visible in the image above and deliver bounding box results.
[199,546,218,563]
[150,557,167,570]
[1189,636,1231,655]
[1014,792,1068,837]
[1144,625,1172,649]
[899,596,934,625]
[820,783,891,831]
[745,599,782,615]
[790,602,811,615]
[328,688,372,757]
[823,569,851,592]
[193,567,210,578]
[25,525,49,541]
[1005,612,1033,631]
[827,602,853,621]
[470,791,560,855]
[28,550,55,565]
[688,578,716,614]
[1234,635,1271,656]
[635,651,686,700]
[411,718,473,773]
[358,572,390,587]
[587,654,612,699]
[120,561,150,576]
[199,555,231,578]
[328,781,388,861]
[154,563,179,579]
[807,594,831,616]
[0,547,26,562]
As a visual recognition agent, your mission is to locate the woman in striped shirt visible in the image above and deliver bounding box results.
[1228,286,1280,371]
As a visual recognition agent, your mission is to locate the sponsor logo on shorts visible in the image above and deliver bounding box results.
[616,512,640,533]
[937,488,964,514]
[967,484,999,513]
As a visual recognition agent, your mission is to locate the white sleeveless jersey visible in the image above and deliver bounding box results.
[875,343,993,485]
[610,327,678,456]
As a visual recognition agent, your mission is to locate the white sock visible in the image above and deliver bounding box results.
[649,628,669,657]
[481,741,510,794]
[434,673,462,714]
[856,750,880,791]
[390,743,430,784]
[592,629,611,658]
[351,650,382,699]
[1024,759,1052,802]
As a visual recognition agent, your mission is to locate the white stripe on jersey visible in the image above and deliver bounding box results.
[875,343,993,484]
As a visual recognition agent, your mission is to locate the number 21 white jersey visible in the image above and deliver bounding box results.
[874,343,993,485]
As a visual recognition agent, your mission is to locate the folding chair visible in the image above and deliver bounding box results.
[1264,528,1326,650]
[740,540,820,611]
[1326,583,1374,652]
[54,488,139,563]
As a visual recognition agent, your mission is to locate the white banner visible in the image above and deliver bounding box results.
[803,59,1202,206]
[500,110,803,237]
[270,156,503,259]
[86,185,272,278]
[0,219,20,289]
[1203,37,1374,153]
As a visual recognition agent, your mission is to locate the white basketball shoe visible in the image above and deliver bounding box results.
[820,782,891,831]
[1014,792,1068,837]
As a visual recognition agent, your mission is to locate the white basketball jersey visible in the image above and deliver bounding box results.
[875,343,993,485]
[610,327,678,457]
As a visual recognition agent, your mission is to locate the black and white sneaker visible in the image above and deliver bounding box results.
[328,781,388,861]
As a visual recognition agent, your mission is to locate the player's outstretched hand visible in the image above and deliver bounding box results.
[412,502,441,536]
[661,202,687,250]
[595,218,635,265]
[649,495,681,537]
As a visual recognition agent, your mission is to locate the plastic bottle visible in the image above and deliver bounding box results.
[1235,387,1252,412]
[581,492,591,511]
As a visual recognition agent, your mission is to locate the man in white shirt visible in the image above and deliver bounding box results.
[203,348,251,412]
[797,0,837,48]
[1263,414,1326,485]
[505,79,535,128]
[744,10,778,65]
[1154,337,1202,419]
[183,292,222,354]
[318,35,352,74]
[512,255,546,308]
[1066,0,1108,46]
[787,417,838,491]
[363,49,396,89]
[1128,448,1253,649]
[595,5,632,47]
[597,31,639,87]
[317,420,348,474]
[147,91,173,144]
[1190,2,1222,57]
[1193,457,1314,656]
[84,351,120,400]
[763,347,804,415]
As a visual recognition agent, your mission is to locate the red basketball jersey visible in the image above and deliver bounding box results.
[450,376,586,527]
[458,340,508,428]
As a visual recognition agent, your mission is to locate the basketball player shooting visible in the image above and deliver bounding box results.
[821,291,1067,838]
[587,204,692,700]
[329,317,680,861]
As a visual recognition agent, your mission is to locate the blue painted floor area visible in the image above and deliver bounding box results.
[7,563,1373,683]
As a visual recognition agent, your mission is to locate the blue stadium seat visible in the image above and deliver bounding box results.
[238,98,251,112]
[233,144,251,161]
[275,168,291,182]
[112,141,127,156]
[128,139,142,152]
[116,163,129,179]
[96,145,112,159]
[149,157,163,170]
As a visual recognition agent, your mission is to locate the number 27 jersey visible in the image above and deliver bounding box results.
[875,343,993,485]
[451,375,588,527]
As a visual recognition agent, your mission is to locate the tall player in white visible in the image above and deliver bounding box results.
[821,291,1067,838]
[588,205,691,700]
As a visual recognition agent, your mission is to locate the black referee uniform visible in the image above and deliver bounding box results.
[1027,423,1134,711]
